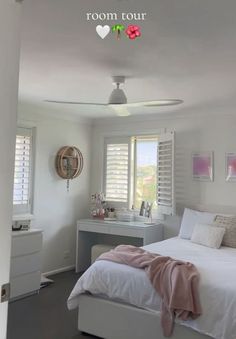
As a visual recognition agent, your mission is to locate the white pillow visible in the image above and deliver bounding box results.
[179,208,216,239]
[191,223,225,248]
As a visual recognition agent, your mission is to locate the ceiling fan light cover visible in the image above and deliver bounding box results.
[108,88,127,105]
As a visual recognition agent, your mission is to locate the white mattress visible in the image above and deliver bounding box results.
[68,237,236,339]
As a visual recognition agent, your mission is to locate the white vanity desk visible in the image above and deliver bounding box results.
[76,219,163,273]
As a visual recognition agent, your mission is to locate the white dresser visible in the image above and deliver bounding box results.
[10,229,43,300]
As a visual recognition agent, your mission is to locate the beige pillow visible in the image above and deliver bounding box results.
[213,215,236,248]
[191,223,225,249]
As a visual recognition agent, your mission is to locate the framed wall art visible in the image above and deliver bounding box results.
[225,152,236,182]
[192,152,213,181]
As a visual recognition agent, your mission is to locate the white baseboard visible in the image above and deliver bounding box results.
[43,265,75,277]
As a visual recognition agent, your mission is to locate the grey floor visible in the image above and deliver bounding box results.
[7,270,98,339]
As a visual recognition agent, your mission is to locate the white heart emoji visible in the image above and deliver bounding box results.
[96,25,110,39]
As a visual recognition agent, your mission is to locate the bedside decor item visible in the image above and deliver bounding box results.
[139,201,146,216]
[12,219,31,231]
[225,153,236,182]
[12,214,33,231]
[192,152,213,181]
[140,201,154,224]
[139,201,153,217]
[145,202,153,218]
[55,146,83,191]
[105,207,116,219]
[116,209,135,222]
[91,192,106,218]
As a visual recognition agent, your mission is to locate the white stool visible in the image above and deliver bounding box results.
[91,244,115,264]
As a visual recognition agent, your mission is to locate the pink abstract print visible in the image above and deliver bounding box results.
[226,153,236,181]
[192,152,213,181]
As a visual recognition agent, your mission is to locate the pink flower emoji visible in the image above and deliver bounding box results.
[125,25,141,40]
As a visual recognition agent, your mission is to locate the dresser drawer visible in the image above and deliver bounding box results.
[10,271,41,299]
[10,252,41,278]
[110,226,144,238]
[11,233,42,257]
[80,223,109,234]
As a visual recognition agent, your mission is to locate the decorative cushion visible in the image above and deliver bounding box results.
[191,223,225,249]
[213,215,236,248]
[179,208,216,239]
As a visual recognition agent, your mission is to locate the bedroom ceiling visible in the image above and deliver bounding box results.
[18,0,236,119]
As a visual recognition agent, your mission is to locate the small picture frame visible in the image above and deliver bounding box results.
[226,153,236,182]
[192,152,213,181]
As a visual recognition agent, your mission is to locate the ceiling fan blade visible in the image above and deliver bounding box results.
[44,100,108,106]
[125,99,183,107]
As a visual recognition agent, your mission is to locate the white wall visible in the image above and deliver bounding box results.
[0,2,21,338]
[17,107,236,270]
[91,111,236,238]
[18,108,91,273]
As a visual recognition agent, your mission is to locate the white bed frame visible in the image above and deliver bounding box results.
[78,204,236,339]
[78,295,211,339]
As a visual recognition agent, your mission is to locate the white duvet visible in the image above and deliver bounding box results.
[68,238,236,339]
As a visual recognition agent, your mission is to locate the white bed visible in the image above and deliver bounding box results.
[68,237,236,339]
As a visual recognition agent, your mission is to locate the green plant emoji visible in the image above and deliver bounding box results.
[112,24,125,39]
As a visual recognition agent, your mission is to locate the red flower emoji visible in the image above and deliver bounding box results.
[125,25,141,40]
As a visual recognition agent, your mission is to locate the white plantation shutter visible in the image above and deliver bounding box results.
[105,138,130,203]
[157,132,175,215]
[13,127,33,213]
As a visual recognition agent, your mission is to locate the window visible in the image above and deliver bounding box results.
[13,127,34,214]
[156,133,175,215]
[133,137,158,209]
[104,138,130,203]
[104,132,175,215]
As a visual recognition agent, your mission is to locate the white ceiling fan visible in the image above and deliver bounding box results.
[45,76,183,116]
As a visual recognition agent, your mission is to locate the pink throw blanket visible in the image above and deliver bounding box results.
[97,245,202,337]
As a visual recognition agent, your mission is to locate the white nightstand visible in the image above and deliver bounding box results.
[76,219,163,272]
[10,229,43,300]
